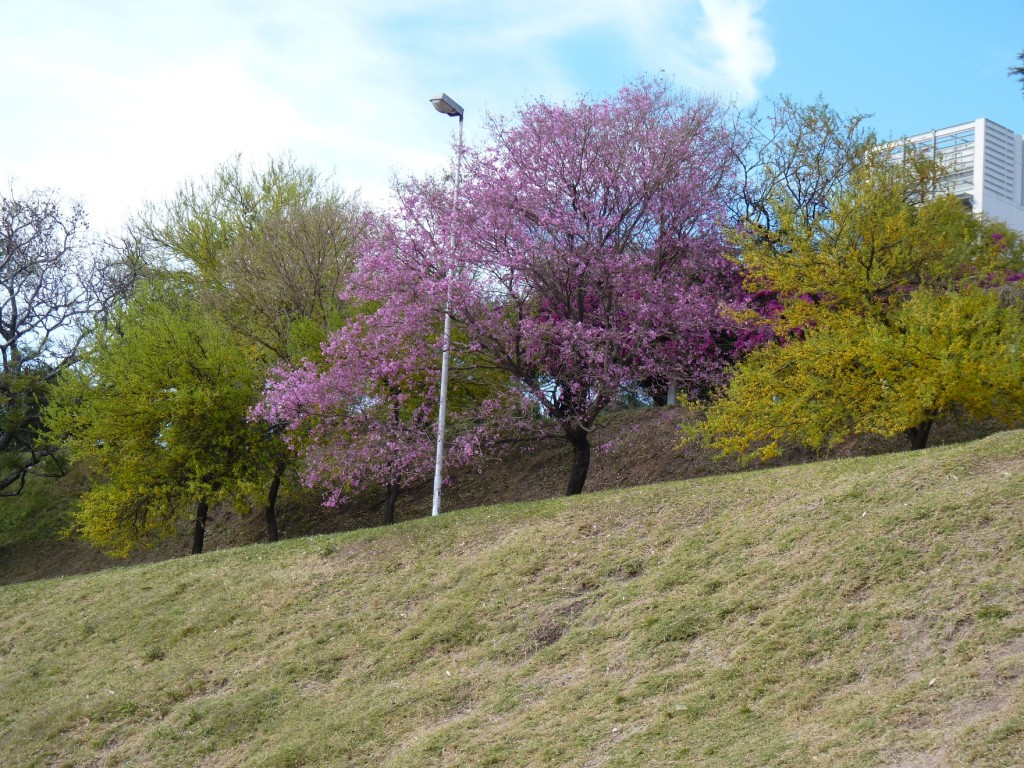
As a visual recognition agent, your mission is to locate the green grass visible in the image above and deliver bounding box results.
[2,431,1023,767]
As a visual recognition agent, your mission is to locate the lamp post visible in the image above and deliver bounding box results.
[429,92,464,518]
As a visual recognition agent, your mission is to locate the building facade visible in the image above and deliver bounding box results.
[894,118,1024,233]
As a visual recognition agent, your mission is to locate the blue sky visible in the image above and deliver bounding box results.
[2,0,1022,233]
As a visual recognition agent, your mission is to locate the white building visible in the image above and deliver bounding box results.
[892,119,1024,233]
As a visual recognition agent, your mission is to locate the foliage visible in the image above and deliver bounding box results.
[1010,49,1024,94]
[254,297,517,523]
[105,157,367,540]
[701,286,1024,461]
[137,155,365,364]
[0,187,130,494]
[317,77,748,497]
[44,278,268,556]
[698,145,1024,461]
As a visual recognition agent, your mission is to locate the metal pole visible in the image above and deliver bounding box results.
[431,113,463,517]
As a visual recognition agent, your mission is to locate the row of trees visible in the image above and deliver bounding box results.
[5,77,1024,556]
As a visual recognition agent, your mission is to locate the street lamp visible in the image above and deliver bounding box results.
[430,92,464,518]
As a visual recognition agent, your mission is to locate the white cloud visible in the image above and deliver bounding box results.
[698,0,776,102]
[0,0,775,232]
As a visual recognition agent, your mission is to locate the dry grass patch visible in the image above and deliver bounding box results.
[1,431,1023,766]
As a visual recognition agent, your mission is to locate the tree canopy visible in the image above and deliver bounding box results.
[1,187,130,495]
[261,78,752,499]
[45,157,366,550]
[137,155,364,364]
[45,278,269,555]
[1010,50,1024,94]
[730,96,875,232]
[254,295,513,523]
[24,86,1024,541]
[697,144,1024,461]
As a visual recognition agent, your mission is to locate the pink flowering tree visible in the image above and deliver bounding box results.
[255,315,426,524]
[258,78,752,504]
[360,78,749,495]
[254,284,524,522]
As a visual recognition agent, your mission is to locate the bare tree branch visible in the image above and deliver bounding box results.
[1,185,133,494]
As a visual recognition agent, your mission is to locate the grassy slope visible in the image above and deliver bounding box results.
[2,407,1005,585]
[1,431,1022,767]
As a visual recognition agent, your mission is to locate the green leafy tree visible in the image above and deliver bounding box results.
[698,147,1024,461]
[125,157,364,538]
[45,278,268,556]
[138,155,363,363]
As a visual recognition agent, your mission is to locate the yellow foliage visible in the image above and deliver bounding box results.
[44,279,269,555]
[702,287,1024,461]
[703,146,1024,460]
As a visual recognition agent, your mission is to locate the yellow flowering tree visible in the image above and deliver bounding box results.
[699,149,1024,461]
[45,278,268,556]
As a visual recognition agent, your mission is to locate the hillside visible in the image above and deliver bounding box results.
[2,430,1022,766]
[0,406,1007,584]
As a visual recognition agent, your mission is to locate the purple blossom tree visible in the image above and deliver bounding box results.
[260,78,751,503]
[257,299,437,524]
[253,288,525,522]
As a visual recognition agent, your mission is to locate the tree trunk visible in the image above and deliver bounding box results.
[906,419,933,450]
[565,424,591,496]
[383,482,399,525]
[264,474,281,543]
[191,499,209,555]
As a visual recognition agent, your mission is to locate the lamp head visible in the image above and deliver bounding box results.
[430,93,464,118]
